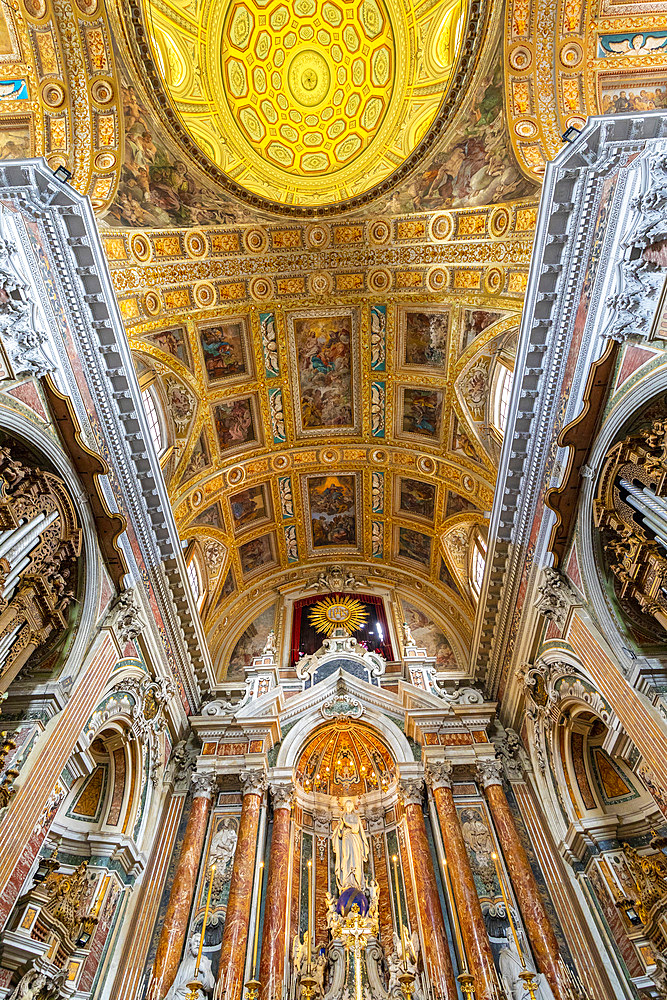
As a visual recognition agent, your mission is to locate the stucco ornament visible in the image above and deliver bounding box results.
[306,565,367,592]
[113,589,146,642]
[534,567,577,629]
[491,724,527,783]
[425,760,454,790]
[0,235,55,379]
[240,768,268,798]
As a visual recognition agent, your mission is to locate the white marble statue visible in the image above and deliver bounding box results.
[498,929,555,1000]
[332,799,369,891]
[209,817,237,873]
[165,933,215,1000]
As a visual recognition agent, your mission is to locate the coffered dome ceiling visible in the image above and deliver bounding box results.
[143,0,469,208]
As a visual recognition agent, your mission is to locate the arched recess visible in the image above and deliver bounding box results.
[520,654,667,983]
[577,367,667,671]
[0,409,103,693]
[277,697,414,774]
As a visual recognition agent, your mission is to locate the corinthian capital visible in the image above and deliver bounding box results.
[270,782,294,811]
[398,778,424,807]
[190,772,215,799]
[241,768,268,798]
[425,760,453,791]
[476,758,503,789]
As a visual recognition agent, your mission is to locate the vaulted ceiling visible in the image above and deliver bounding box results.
[2,0,665,679]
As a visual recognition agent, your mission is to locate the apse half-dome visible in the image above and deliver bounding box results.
[295,719,396,796]
[144,0,470,208]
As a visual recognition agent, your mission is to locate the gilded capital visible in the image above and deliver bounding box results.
[398,778,424,807]
[240,768,268,798]
[190,771,215,799]
[425,760,453,791]
[270,781,294,811]
[476,759,504,789]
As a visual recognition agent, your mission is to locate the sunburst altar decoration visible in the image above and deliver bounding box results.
[308,596,368,636]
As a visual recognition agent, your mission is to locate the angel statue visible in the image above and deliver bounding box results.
[263,629,277,656]
[402,621,417,648]
[498,927,555,1000]
[332,799,369,891]
[388,929,419,991]
[9,968,65,1000]
[325,890,342,935]
[165,932,215,999]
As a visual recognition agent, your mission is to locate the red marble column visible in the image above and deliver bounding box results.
[427,762,496,1000]
[147,773,214,1000]
[478,760,567,1000]
[399,779,458,1000]
[259,783,293,1000]
[217,770,267,1000]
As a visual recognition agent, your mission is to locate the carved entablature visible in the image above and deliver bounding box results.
[594,418,667,641]
[0,438,81,692]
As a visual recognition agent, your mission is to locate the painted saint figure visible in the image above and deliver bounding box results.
[332,798,369,891]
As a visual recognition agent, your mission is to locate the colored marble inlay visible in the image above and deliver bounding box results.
[217,792,262,1000]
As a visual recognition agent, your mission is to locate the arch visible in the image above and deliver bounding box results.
[276,690,414,771]
[577,366,667,667]
[0,408,102,690]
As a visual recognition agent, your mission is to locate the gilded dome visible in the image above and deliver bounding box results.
[144,0,468,207]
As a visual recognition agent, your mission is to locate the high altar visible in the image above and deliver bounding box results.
[139,602,576,1000]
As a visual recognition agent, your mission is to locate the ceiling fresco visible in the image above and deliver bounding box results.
[141,0,468,207]
[1,0,666,678]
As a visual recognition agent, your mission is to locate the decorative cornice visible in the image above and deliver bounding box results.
[469,112,667,699]
[0,161,213,704]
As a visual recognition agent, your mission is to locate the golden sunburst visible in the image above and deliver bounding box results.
[308,596,369,636]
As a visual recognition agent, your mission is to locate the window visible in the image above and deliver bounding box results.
[470,532,487,598]
[142,388,163,455]
[494,363,514,434]
[187,557,200,604]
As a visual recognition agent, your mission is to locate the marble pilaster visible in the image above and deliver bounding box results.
[398,779,458,1000]
[259,783,293,1000]
[478,761,566,1000]
[147,773,214,1000]
[216,769,267,1000]
[427,763,496,1000]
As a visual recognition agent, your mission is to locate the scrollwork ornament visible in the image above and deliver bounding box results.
[425,760,453,791]
[398,778,424,807]
[491,727,526,783]
[240,768,268,798]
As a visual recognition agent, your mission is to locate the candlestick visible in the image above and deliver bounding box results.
[491,852,525,969]
[441,859,467,974]
[391,855,407,967]
[307,859,313,974]
[252,861,265,980]
[194,863,216,978]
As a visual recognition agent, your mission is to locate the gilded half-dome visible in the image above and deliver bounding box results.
[144,0,468,207]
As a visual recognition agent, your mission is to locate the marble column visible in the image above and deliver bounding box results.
[147,773,214,1000]
[426,762,497,1000]
[259,783,293,1000]
[399,779,458,1000]
[477,760,566,1000]
[216,769,267,1000]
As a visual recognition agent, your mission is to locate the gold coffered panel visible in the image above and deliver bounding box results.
[142,0,469,206]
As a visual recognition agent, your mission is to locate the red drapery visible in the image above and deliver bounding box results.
[290,593,393,666]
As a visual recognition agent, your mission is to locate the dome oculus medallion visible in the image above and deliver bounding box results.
[145,0,468,207]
